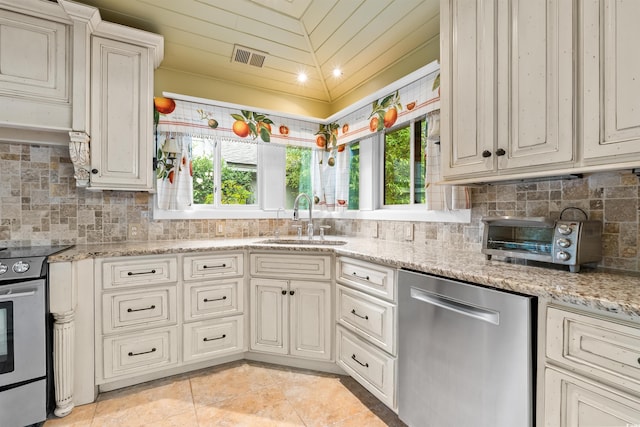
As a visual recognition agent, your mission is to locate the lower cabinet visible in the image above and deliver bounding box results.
[544,305,640,426]
[250,278,331,361]
[545,367,640,427]
[183,316,244,362]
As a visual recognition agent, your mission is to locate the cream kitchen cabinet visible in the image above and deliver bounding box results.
[249,253,332,361]
[335,256,397,410]
[95,255,180,384]
[88,25,163,191]
[182,252,246,363]
[440,0,574,181]
[544,306,640,426]
[581,1,640,166]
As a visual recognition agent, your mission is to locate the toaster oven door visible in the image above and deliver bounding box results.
[482,217,555,261]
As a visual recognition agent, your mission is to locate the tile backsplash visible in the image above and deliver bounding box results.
[1,142,639,271]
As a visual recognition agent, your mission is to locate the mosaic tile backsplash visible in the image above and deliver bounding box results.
[1,142,639,271]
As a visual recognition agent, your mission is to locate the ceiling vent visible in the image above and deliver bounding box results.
[232,45,267,68]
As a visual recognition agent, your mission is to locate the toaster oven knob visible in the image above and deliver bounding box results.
[556,251,571,261]
[557,224,573,235]
[0,263,7,275]
[557,238,571,248]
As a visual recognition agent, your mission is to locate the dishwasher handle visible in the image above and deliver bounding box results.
[410,287,500,325]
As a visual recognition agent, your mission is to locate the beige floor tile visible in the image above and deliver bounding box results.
[44,403,97,427]
[189,361,279,406]
[195,384,305,427]
[92,377,194,426]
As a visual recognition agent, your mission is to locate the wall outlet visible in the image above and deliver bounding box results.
[216,221,225,236]
[128,224,140,240]
[404,224,414,241]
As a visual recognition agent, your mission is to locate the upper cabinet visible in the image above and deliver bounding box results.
[440,0,575,181]
[0,0,163,191]
[581,0,640,164]
[89,24,162,191]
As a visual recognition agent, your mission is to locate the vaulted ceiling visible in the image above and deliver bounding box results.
[71,0,440,107]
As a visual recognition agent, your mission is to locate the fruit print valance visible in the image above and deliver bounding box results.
[155,98,318,148]
[154,66,439,149]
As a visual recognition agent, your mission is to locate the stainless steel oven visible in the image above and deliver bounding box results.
[0,246,71,427]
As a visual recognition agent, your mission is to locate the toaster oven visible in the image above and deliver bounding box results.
[481,216,602,272]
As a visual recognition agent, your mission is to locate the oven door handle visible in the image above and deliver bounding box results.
[0,289,36,300]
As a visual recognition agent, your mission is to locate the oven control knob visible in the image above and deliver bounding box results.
[12,261,30,273]
[0,263,7,275]
[556,251,571,261]
[557,224,573,235]
[557,238,571,248]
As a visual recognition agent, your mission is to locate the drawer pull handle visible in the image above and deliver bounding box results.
[127,269,156,276]
[127,305,156,312]
[203,334,226,342]
[351,354,369,368]
[350,309,369,320]
[203,264,226,269]
[128,347,156,357]
[352,272,370,281]
[204,296,227,303]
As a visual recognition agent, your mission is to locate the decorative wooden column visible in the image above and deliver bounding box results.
[52,310,75,417]
[68,131,91,187]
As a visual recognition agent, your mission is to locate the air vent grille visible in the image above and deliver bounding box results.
[232,45,267,68]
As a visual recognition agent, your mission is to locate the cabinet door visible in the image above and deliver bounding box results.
[544,368,640,427]
[90,36,153,190]
[441,0,498,177]
[582,0,640,161]
[249,278,288,355]
[289,280,331,361]
[498,0,574,170]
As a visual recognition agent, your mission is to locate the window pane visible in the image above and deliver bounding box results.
[384,126,411,205]
[414,120,426,204]
[348,143,359,210]
[191,139,214,204]
[284,146,312,209]
[221,140,257,205]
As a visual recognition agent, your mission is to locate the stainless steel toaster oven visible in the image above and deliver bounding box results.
[481,216,602,272]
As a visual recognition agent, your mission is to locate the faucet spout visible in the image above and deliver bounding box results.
[293,193,314,239]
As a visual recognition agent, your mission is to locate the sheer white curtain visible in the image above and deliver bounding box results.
[312,148,350,210]
[156,134,194,210]
[424,111,470,210]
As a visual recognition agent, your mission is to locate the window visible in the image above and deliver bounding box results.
[284,145,312,209]
[191,138,258,206]
[348,143,360,210]
[382,118,425,206]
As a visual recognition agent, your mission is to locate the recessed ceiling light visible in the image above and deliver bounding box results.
[297,72,307,83]
[333,68,342,77]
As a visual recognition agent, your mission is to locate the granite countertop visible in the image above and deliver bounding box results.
[49,237,640,321]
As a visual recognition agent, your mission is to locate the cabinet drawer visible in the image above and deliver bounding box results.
[547,306,640,392]
[100,256,177,289]
[102,326,178,381]
[102,287,177,334]
[183,316,245,362]
[336,326,396,409]
[337,285,396,355]
[337,257,396,301]
[183,252,244,280]
[250,253,331,280]
[184,278,244,321]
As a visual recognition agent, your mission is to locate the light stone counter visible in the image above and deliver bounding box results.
[49,237,640,320]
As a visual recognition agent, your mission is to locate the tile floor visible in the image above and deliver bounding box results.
[44,360,407,427]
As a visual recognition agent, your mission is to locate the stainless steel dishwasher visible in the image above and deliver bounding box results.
[398,269,536,427]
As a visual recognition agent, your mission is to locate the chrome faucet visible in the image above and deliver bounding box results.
[293,193,314,239]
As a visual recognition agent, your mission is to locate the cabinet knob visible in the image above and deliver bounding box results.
[91,168,99,174]
[482,150,492,158]
[495,148,506,156]
[289,290,295,295]
[281,290,287,295]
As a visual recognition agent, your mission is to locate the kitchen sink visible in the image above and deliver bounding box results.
[257,238,348,246]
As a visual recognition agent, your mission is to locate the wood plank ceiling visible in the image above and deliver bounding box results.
[70,0,440,104]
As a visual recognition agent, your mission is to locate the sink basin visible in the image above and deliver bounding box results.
[257,238,348,246]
